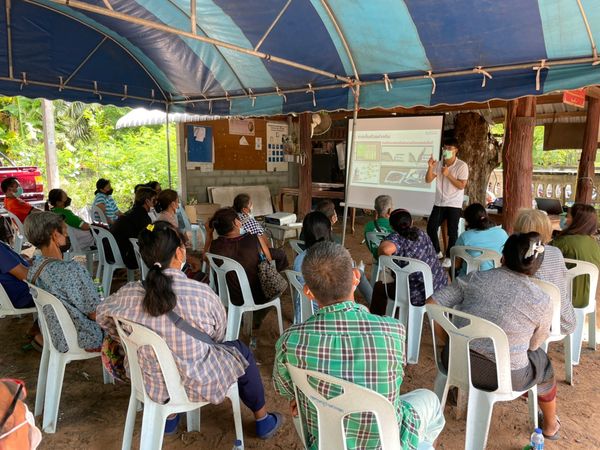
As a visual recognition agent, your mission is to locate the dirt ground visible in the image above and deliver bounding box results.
[1,216,599,449]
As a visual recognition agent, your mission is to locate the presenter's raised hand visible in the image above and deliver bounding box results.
[428,155,436,168]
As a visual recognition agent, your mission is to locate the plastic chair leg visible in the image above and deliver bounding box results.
[42,353,67,433]
[127,270,135,283]
[274,301,284,336]
[565,334,574,385]
[35,347,50,416]
[104,266,115,297]
[406,309,424,364]
[588,310,596,350]
[464,388,494,450]
[95,260,103,280]
[571,309,586,365]
[433,373,448,408]
[528,386,539,429]
[121,394,139,450]
[369,263,378,288]
[85,253,94,274]
[226,307,243,341]
[227,386,244,448]
[139,404,166,450]
[186,408,201,432]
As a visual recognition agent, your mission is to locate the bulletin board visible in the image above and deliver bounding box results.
[185,118,268,170]
[186,125,213,169]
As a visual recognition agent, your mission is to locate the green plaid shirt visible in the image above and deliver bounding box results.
[273,301,420,450]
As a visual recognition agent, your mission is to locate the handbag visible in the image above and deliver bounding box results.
[256,243,288,301]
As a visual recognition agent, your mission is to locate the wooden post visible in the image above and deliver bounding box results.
[298,113,312,218]
[502,96,536,233]
[41,99,59,189]
[575,96,600,204]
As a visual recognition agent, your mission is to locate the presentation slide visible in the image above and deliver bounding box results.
[346,116,443,215]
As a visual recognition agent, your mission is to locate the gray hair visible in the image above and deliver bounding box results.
[374,195,393,216]
[302,241,353,305]
[24,211,64,248]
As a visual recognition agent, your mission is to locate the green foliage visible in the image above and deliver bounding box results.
[0,96,177,211]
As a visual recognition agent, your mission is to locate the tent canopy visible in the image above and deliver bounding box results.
[2,0,600,115]
[115,108,219,129]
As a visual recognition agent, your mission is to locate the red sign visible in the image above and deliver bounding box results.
[563,89,586,108]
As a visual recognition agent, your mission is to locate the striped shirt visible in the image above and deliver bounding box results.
[273,301,420,450]
[96,269,248,404]
[93,192,120,222]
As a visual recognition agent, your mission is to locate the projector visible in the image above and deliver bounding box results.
[265,212,297,226]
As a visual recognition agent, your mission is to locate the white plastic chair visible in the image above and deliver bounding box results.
[30,283,111,433]
[365,231,387,287]
[450,246,502,280]
[426,304,538,450]
[91,204,109,224]
[0,283,36,318]
[114,317,244,450]
[205,253,284,341]
[90,225,134,295]
[289,239,305,256]
[286,364,402,450]
[4,210,26,253]
[376,256,430,364]
[177,205,203,251]
[530,279,564,350]
[284,270,314,324]
[64,225,97,274]
[129,238,149,281]
[564,258,598,384]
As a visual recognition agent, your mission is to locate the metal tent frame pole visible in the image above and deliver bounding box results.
[166,103,172,188]
[341,84,360,246]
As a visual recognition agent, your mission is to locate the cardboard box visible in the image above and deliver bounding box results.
[185,203,221,224]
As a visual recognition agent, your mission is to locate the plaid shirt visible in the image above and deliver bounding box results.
[273,301,420,450]
[96,269,248,404]
[238,212,264,236]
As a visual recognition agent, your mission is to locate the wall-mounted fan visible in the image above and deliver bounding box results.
[311,112,332,137]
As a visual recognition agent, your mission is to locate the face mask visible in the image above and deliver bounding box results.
[64,197,72,208]
[0,404,42,449]
[59,236,71,254]
[443,149,454,160]
[14,186,23,198]
[105,189,114,196]
[239,226,246,235]
[560,215,567,230]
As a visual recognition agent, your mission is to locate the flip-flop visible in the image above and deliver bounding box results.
[538,412,561,441]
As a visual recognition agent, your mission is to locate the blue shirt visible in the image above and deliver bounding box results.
[0,241,33,308]
[455,226,509,272]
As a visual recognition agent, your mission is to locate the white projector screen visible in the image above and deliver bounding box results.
[346,116,443,216]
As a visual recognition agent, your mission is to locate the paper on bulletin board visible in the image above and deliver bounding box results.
[255,137,262,150]
[186,125,214,171]
[266,122,289,172]
[229,118,255,135]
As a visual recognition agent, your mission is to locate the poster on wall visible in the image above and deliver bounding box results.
[186,125,214,171]
[266,121,289,172]
[228,118,255,135]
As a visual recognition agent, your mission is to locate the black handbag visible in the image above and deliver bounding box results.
[256,245,288,301]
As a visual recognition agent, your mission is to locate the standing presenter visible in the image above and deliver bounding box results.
[425,138,469,268]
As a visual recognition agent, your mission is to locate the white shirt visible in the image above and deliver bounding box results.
[434,158,469,208]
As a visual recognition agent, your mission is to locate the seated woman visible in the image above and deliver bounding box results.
[454,203,508,275]
[514,209,576,335]
[45,188,95,250]
[208,208,288,327]
[110,187,157,270]
[155,189,180,229]
[551,203,600,308]
[428,232,560,440]
[92,178,122,225]
[24,212,103,353]
[0,216,33,309]
[96,221,282,439]
[370,209,447,316]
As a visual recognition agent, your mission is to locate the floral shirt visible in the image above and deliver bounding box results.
[28,256,103,352]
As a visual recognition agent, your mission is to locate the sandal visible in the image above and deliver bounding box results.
[538,412,561,441]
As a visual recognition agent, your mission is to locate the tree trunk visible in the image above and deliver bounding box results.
[502,97,537,233]
[298,114,312,218]
[42,99,59,189]
[454,112,501,205]
[575,96,600,204]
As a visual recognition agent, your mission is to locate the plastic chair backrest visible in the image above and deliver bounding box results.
[0,283,35,317]
[289,239,305,256]
[286,364,401,450]
[530,278,562,339]
[65,225,85,253]
[426,304,514,395]
[284,270,313,323]
[205,253,257,307]
[113,317,191,406]
[4,210,25,252]
[177,205,192,231]
[91,205,108,224]
[29,283,88,355]
[90,225,126,267]
[564,258,599,312]
[365,232,387,261]
[129,238,149,280]
[450,245,502,280]
[377,256,433,312]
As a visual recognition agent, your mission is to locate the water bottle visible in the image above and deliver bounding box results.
[358,260,365,273]
[94,278,104,301]
[530,428,544,450]
[231,439,243,450]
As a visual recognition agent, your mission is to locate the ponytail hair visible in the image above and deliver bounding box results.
[45,189,64,211]
[502,232,545,276]
[389,209,419,241]
[137,221,185,316]
[464,203,494,231]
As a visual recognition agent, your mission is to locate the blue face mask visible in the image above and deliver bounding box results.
[559,215,568,230]
[15,186,24,198]
[239,226,246,235]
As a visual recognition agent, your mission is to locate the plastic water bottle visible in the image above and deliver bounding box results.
[530,428,544,450]
[231,439,243,450]
[94,278,104,301]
